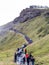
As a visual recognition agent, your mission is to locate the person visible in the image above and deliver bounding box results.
[20,51,25,64]
[25,49,30,65]
[21,44,27,48]
[14,52,17,62]
[21,48,26,64]
[24,48,27,54]
[25,53,30,65]
[17,48,25,65]
[23,57,25,64]
[29,53,35,65]
[14,48,20,63]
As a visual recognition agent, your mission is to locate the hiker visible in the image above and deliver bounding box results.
[16,48,22,64]
[21,44,27,48]
[24,48,27,54]
[25,49,30,65]
[16,48,25,65]
[25,53,30,65]
[20,51,25,64]
[29,53,35,65]
[23,56,25,64]
[14,48,20,63]
[14,52,17,62]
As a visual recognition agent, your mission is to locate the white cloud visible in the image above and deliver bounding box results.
[0,0,49,26]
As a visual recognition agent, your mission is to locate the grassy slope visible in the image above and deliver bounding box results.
[0,32,25,65]
[0,11,49,65]
[14,15,49,41]
[0,31,25,50]
[26,34,49,65]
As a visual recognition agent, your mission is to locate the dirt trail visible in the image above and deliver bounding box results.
[0,62,4,65]
[10,28,33,44]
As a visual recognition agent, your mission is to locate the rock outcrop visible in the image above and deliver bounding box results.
[13,6,46,23]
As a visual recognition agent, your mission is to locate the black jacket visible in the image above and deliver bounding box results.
[29,55,35,62]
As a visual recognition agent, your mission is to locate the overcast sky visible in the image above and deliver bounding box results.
[0,0,49,26]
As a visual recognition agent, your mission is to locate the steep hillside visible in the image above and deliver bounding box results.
[0,11,49,50]
[27,34,49,65]
[0,6,49,65]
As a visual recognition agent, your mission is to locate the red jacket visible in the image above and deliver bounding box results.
[25,53,29,58]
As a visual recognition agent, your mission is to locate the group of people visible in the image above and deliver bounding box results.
[14,44,35,65]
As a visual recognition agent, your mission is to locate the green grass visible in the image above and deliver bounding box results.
[26,34,49,65]
[0,9,49,65]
